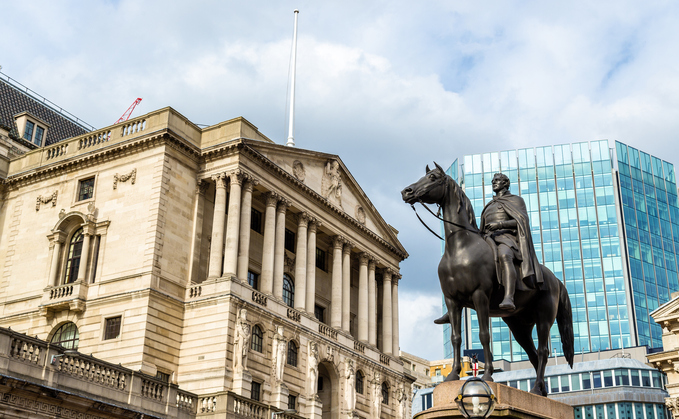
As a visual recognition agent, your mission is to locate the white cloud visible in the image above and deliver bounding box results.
[398,292,444,361]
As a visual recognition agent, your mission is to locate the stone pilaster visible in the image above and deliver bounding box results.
[368,259,377,346]
[222,170,244,278]
[331,235,344,329]
[342,241,353,333]
[237,178,257,281]
[189,179,209,283]
[48,232,66,286]
[273,199,289,300]
[382,269,393,355]
[358,252,369,343]
[208,173,227,279]
[392,273,400,356]
[294,213,309,310]
[305,220,320,313]
[261,192,279,295]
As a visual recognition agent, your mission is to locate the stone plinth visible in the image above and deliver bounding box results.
[415,380,574,419]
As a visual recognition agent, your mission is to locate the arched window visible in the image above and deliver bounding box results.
[287,341,298,367]
[356,370,364,394]
[251,325,263,353]
[282,274,294,308]
[50,322,79,350]
[64,228,84,284]
[381,382,389,405]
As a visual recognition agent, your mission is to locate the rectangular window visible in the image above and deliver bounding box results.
[317,377,324,392]
[155,371,170,383]
[285,229,296,253]
[251,209,263,233]
[603,370,613,387]
[23,120,35,141]
[34,125,45,145]
[571,374,580,391]
[287,394,296,410]
[593,371,602,388]
[251,381,261,401]
[314,305,325,323]
[316,248,327,271]
[104,316,121,340]
[582,373,591,389]
[247,271,259,290]
[631,370,640,386]
[560,375,570,392]
[78,177,95,201]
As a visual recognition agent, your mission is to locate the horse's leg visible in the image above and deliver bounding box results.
[534,315,551,396]
[503,316,538,371]
[444,296,462,381]
[472,290,493,381]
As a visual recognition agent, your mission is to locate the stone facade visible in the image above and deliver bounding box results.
[650,292,679,418]
[0,104,413,418]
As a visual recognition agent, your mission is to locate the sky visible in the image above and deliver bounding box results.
[3,1,679,361]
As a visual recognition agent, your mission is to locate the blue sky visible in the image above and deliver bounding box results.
[3,1,679,361]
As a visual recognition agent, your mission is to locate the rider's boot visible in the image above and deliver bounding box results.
[433,313,450,324]
[499,256,516,310]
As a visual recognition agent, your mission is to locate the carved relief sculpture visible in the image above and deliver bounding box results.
[344,358,356,412]
[293,160,306,182]
[36,191,58,211]
[372,372,382,418]
[322,160,343,208]
[307,341,319,397]
[355,205,366,224]
[113,168,137,189]
[233,309,251,372]
[272,326,287,382]
[396,382,408,419]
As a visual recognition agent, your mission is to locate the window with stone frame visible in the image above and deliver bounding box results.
[251,208,263,233]
[78,177,95,201]
[247,271,259,290]
[287,394,297,411]
[316,248,327,271]
[284,228,296,253]
[155,371,170,383]
[251,325,263,353]
[287,341,298,367]
[356,370,364,394]
[23,120,34,142]
[282,274,294,308]
[103,316,122,340]
[64,228,84,284]
[314,305,325,323]
[251,381,261,402]
[51,322,79,350]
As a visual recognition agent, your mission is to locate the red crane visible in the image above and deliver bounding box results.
[115,98,142,124]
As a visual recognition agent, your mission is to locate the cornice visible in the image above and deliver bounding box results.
[238,143,408,261]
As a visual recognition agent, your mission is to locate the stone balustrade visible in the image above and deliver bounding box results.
[78,129,111,150]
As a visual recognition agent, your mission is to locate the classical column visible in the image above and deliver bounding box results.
[261,192,279,295]
[189,180,209,283]
[76,229,92,283]
[382,269,393,355]
[223,171,243,278]
[237,178,257,281]
[273,199,289,300]
[208,173,227,279]
[305,220,319,314]
[358,252,369,343]
[368,259,377,346]
[294,213,309,310]
[342,242,352,333]
[331,236,344,329]
[48,235,64,286]
[392,274,400,356]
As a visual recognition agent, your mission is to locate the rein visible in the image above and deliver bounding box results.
[410,202,479,240]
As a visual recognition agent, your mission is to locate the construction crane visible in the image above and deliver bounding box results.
[115,98,142,124]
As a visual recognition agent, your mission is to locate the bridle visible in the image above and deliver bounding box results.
[409,173,479,240]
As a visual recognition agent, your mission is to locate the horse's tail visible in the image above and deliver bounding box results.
[556,282,575,368]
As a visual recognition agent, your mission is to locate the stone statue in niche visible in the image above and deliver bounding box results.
[293,160,306,182]
[395,382,408,419]
[307,341,319,396]
[343,358,356,411]
[322,160,343,208]
[272,326,287,382]
[371,372,382,418]
[233,309,251,372]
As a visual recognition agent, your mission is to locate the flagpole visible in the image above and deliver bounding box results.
[286,10,299,147]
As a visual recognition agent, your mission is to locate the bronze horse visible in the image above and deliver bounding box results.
[401,163,574,396]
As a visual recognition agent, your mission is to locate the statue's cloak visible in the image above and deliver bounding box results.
[481,192,544,289]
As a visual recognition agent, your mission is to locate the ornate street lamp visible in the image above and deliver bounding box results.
[455,377,496,418]
[271,409,296,419]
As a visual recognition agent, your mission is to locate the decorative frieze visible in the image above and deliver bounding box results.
[36,191,57,211]
[287,307,301,322]
[113,168,136,189]
[252,289,268,306]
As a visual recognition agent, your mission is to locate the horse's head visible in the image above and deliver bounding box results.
[401,162,449,206]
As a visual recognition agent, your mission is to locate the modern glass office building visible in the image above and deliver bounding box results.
[443,140,679,362]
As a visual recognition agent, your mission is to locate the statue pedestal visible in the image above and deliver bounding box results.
[415,381,573,419]
[271,382,289,410]
[231,370,252,398]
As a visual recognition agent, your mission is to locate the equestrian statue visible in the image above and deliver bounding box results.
[401,163,574,396]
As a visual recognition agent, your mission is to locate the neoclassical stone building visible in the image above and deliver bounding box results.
[0,99,413,418]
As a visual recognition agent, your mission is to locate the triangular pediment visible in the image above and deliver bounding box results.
[243,140,406,258]
[651,293,679,322]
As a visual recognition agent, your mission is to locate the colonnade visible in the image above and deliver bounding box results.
[203,169,400,356]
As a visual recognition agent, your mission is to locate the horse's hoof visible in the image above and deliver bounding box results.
[481,375,494,382]
[529,388,541,396]
[444,374,460,382]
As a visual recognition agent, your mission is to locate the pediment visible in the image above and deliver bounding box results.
[651,294,679,322]
[244,141,405,256]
